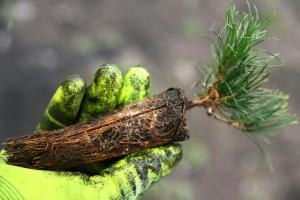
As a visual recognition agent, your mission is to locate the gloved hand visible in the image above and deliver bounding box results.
[0,64,182,200]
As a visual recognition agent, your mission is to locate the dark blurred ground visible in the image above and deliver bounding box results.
[0,0,299,199]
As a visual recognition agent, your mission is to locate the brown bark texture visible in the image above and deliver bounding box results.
[3,88,189,170]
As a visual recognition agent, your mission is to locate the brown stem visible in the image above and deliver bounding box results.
[186,96,210,110]
[187,95,242,129]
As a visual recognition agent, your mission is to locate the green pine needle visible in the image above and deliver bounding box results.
[201,2,297,143]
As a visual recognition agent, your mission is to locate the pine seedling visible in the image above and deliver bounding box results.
[194,2,298,165]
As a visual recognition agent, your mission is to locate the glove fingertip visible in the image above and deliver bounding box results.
[36,74,86,132]
[77,64,123,122]
[117,66,150,107]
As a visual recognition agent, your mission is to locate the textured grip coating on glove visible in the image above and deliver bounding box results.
[89,144,182,200]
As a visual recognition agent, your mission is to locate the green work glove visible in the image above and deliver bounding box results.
[0,64,182,200]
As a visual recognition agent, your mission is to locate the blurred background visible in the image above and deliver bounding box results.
[0,0,299,199]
